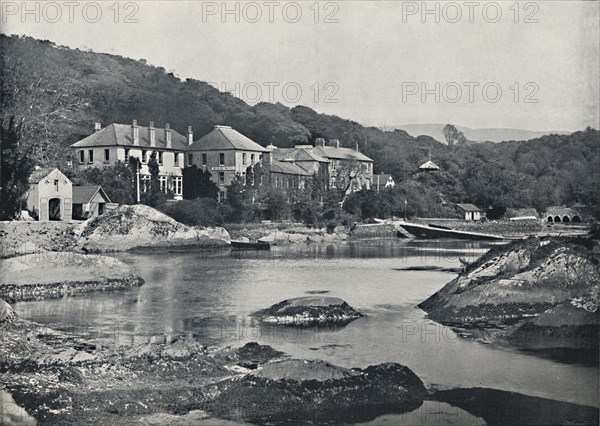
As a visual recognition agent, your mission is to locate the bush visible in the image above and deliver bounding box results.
[160,198,227,227]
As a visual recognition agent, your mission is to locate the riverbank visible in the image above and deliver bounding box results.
[419,236,600,362]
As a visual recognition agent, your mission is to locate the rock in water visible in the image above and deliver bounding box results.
[0,299,17,324]
[253,296,363,326]
[205,360,428,424]
[419,237,600,351]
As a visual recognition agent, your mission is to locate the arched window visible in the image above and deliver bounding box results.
[554,216,561,222]
[547,216,553,222]
[563,216,570,223]
[572,215,581,223]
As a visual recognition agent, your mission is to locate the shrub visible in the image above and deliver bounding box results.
[160,198,227,227]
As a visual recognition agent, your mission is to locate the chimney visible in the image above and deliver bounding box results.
[315,138,325,147]
[355,142,360,152]
[132,120,139,145]
[187,126,194,145]
[331,139,340,148]
[148,122,156,147]
[94,122,101,133]
[164,123,172,148]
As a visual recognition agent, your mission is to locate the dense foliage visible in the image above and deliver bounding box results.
[1,35,598,221]
[0,117,36,219]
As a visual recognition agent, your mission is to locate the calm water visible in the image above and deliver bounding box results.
[15,239,599,409]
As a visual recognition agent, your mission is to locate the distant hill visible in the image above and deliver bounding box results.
[384,124,570,144]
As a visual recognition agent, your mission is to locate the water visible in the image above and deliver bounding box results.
[14,239,599,410]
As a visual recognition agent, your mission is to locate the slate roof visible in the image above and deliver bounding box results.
[312,146,373,162]
[28,167,59,184]
[72,185,112,204]
[71,123,188,151]
[456,203,481,212]
[188,126,268,152]
[269,162,313,176]
[272,147,329,163]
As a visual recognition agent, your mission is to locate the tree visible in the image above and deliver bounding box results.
[182,165,219,200]
[141,152,166,207]
[443,124,468,147]
[225,175,251,222]
[0,117,35,219]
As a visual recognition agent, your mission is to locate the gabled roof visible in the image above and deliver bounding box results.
[269,162,313,176]
[71,123,187,151]
[271,147,329,163]
[72,185,112,204]
[419,160,440,170]
[312,146,373,162]
[28,168,69,184]
[456,203,481,212]
[188,125,268,152]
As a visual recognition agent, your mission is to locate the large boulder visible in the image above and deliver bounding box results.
[76,204,230,252]
[419,237,600,347]
[252,296,363,326]
[205,359,428,424]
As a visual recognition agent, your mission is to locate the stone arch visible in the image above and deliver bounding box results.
[554,215,561,222]
[572,215,581,223]
[547,216,553,222]
[563,215,570,223]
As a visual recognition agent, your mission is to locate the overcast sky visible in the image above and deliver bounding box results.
[2,1,599,131]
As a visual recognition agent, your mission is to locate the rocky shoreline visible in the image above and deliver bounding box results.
[1,314,429,425]
[419,236,600,360]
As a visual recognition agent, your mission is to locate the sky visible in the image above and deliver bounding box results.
[2,0,599,131]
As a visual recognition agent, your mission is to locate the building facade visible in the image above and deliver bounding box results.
[187,125,269,201]
[70,121,190,199]
[27,168,73,221]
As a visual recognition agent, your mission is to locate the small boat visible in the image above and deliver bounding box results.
[398,222,505,240]
[230,240,271,250]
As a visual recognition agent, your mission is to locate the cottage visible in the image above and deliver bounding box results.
[26,168,73,221]
[456,203,481,221]
[72,185,113,220]
[373,174,395,191]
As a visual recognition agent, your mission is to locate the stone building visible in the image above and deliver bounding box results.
[26,168,73,221]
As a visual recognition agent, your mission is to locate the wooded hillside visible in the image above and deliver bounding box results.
[1,35,598,216]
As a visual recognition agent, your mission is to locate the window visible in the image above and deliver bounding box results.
[242,153,247,165]
[218,172,225,185]
[142,150,148,164]
[125,149,130,162]
[188,153,193,166]
[174,153,179,166]
[219,153,225,166]
[332,160,337,171]
[219,191,225,203]
[158,151,163,165]
[173,176,182,196]
[78,151,84,164]
[141,175,151,193]
[250,154,255,164]
[104,149,110,163]
[202,153,207,166]
[159,176,167,193]
[88,150,94,163]
[331,177,337,188]
[54,179,59,191]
